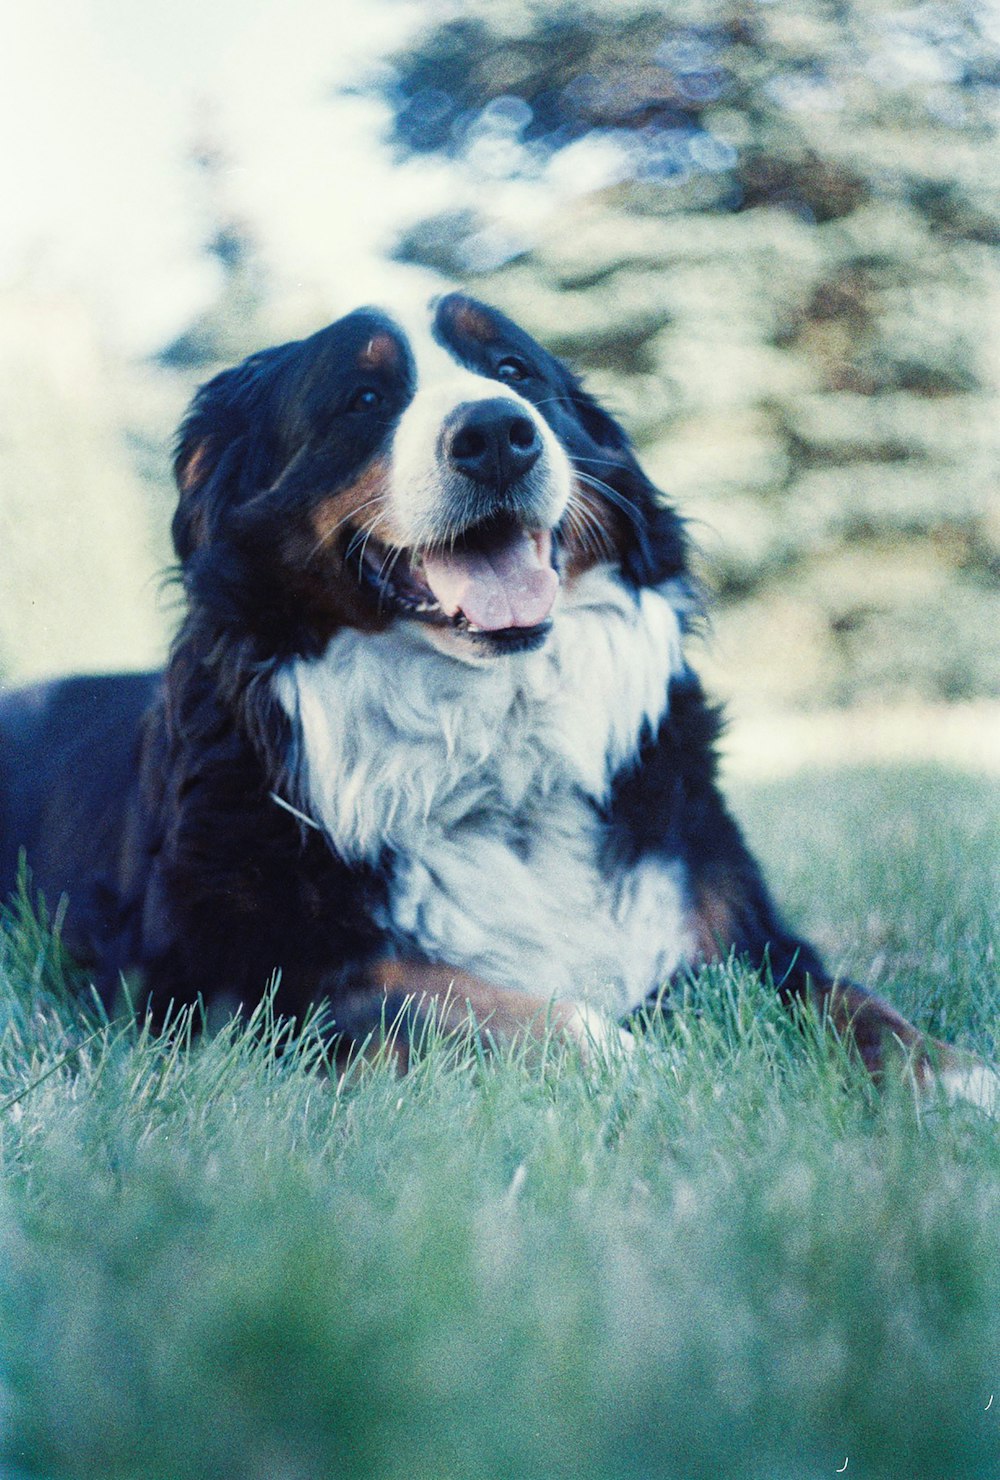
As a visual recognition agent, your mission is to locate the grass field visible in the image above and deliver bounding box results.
[0,765,997,1480]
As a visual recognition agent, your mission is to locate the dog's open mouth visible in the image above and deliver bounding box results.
[355,515,559,644]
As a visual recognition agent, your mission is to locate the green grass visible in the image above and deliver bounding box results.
[0,765,998,1480]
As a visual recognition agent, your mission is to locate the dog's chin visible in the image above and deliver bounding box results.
[418,618,554,663]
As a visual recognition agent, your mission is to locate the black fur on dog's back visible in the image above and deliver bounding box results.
[0,673,158,970]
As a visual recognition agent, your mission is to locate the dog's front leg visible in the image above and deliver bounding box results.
[333,958,632,1071]
[682,859,999,1111]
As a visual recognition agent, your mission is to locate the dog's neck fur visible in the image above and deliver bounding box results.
[275,566,692,1011]
[277,567,684,862]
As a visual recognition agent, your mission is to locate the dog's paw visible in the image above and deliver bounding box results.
[936,1056,1000,1116]
[563,1001,636,1064]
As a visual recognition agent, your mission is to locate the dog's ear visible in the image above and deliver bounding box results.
[172,430,216,562]
[565,379,631,454]
[172,369,239,563]
[171,352,284,563]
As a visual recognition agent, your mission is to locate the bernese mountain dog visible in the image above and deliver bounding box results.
[0,292,993,1103]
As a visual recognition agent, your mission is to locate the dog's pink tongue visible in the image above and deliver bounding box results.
[421,529,558,631]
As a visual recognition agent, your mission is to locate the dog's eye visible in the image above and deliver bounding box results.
[496,357,530,383]
[347,387,383,413]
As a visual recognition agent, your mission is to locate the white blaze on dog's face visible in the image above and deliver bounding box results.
[387,303,572,543]
[380,302,572,655]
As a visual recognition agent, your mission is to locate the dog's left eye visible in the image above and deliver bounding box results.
[496,357,530,383]
[347,387,383,413]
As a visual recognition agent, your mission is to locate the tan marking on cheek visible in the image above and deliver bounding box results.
[358,332,400,375]
[309,456,400,555]
[279,455,401,638]
[560,477,627,582]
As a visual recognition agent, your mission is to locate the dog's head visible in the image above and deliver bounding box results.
[174,292,686,659]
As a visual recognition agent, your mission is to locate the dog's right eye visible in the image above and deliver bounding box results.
[496,357,530,383]
[347,387,383,414]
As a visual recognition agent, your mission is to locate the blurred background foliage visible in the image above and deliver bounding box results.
[2,0,999,726]
[367,0,1000,712]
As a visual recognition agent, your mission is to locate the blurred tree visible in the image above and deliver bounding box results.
[0,290,169,682]
[157,115,268,372]
[367,0,1000,710]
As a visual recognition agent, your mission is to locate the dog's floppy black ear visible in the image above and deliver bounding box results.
[566,380,631,453]
[172,369,240,563]
[172,429,215,562]
[171,351,285,563]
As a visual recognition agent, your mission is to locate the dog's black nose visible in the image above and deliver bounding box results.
[445,398,542,490]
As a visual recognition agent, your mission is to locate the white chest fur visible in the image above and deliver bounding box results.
[277,569,694,1015]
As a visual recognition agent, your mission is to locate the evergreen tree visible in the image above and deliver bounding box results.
[372,0,1000,710]
[158,117,268,372]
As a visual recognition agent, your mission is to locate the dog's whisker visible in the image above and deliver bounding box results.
[374,545,410,614]
[570,512,610,563]
[573,469,644,528]
[344,510,388,567]
[561,507,596,562]
[354,520,390,583]
[573,467,632,506]
[309,494,389,563]
[568,486,615,542]
[343,525,381,584]
[562,493,614,563]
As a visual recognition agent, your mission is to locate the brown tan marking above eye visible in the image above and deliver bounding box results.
[309,456,399,560]
[449,299,496,343]
[357,332,401,375]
